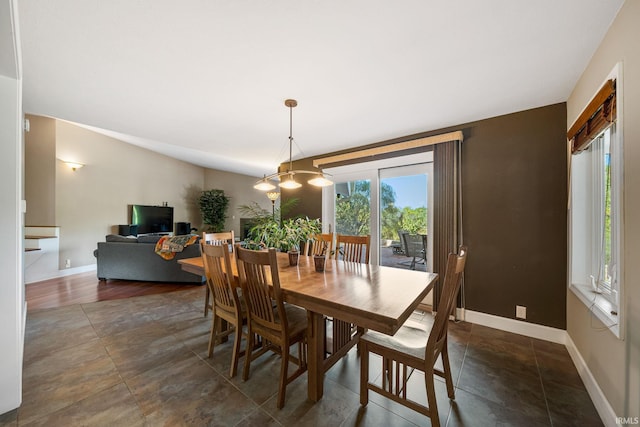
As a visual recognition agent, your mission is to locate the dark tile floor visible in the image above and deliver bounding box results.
[0,286,602,426]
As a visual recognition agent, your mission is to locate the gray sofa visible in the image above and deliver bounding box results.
[94,235,203,283]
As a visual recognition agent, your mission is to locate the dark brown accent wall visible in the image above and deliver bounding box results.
[280,157,324,220]
[283,102,568,329]
[461,103,567,329]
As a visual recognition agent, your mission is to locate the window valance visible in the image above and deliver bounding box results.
[567,79,616,154]
[313,130,464,168]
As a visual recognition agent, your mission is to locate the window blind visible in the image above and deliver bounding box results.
[567,79,616,154]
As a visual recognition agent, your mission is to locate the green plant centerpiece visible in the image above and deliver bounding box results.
[238,200,321,265]
[198,189,230,232]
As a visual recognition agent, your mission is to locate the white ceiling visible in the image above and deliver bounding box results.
[18,0,623,177]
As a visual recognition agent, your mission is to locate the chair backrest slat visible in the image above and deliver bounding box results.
[402,233,427,258]
[200,241,238,313]
[426,246,467,360]
[235,245,285,333]
[335,234,371,264]
[203,231,235,253]
[305,233,334,257]
[398,230,409,254]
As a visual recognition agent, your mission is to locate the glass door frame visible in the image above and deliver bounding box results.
[322,152,433,266]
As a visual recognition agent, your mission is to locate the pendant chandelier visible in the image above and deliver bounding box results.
[253,99,333,191]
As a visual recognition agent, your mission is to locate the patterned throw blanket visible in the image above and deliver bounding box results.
[154,235,199,260]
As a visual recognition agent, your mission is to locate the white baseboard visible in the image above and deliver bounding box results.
[462,309,567,344]
[565,335,617,427]
[25,264,96,284]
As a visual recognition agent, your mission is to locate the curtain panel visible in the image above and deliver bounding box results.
[433,140,461,310]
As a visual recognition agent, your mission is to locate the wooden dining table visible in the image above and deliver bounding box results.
[178,252,438,402]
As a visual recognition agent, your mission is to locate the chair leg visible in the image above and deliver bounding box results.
[356,326,365,355]
[359,342,369,406]
[204,287,210,317]
[277,345,290,409]
[425,367,441,427]
[207,313,217,358]
[242,329,254,381]
[441,346,455,399]
[229,321,242,378]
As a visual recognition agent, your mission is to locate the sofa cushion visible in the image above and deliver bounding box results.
[137,235,163,244]
[106,234,138,243]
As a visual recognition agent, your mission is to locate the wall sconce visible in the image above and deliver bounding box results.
[64,161,84,171]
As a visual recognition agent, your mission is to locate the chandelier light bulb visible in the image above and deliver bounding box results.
[254,180,276,191]
[279,175,302,189]
[308,175,333,187]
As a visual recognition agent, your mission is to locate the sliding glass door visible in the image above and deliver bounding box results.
[322,152,433,269]
[379,164,432,271]
[335,179,372,236]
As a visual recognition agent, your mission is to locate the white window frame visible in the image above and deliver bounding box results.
[568,63,624,339]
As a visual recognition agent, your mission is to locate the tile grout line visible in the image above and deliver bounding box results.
[188,341,282,426]
[443,320,472,426]
[19,303,134,426]
[531,339,555,427]
[84,301,150,423]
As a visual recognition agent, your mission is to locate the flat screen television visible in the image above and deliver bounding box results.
[130,205,174,235]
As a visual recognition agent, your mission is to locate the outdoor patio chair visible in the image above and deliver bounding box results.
[401,233,427,270]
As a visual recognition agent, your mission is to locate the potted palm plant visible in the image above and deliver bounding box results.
[281,217,321,265]
[244,214,321,266]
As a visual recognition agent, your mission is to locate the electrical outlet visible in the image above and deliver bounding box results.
[516,305,526,319]
[65,259,71,268]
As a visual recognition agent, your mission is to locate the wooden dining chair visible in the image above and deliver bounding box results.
[202,230,235,251]
[331,234,371,354]
[304,233,334,257]
[202,230,235,316]
[359,246,467,427]
[335,234,371,263]
[234,245,308,409]
[200,241,244,377]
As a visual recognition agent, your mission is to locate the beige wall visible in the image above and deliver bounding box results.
[55,120,206,269]
[25,116,267,271]
[566,0,639,418]
[203,169,274,238]
[24,115,56,226]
